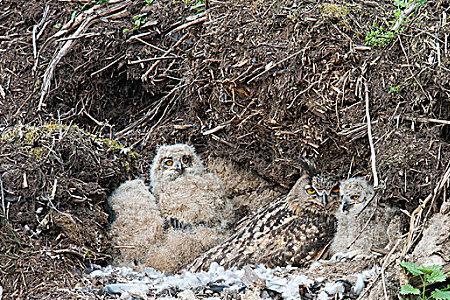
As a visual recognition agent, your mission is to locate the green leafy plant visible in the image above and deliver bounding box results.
[145,0,154,5]
[132,14,148,29]
[181,0,204,5]
[400,262,450,300]
[173,0,205,12]
[431,288,450,300]
[394,0,409,9]
[364,0,427,47]
[389,85,401,94]
[365,26,396,47]
[122,13,148,33]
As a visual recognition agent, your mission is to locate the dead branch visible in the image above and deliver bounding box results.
[90,54,125,77]
[38,17,95,111]
[169,14,207,35]
[364,82,379,188]
[0,177,6,220]
[391,1,418,32]
[32,5,49,59]
[247,49,304,84]
[38,1,132,110]
[403,116,450,126]
[357,239,402,300]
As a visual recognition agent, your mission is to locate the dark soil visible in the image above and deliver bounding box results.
[1,0,450,298]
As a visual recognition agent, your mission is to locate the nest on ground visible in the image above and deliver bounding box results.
[1,0,450,297]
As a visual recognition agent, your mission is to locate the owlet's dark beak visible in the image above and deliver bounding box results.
[342,200,352,212]
[321,193,328,207]
[174,161,183,172]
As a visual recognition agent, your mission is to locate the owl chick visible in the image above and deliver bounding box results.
[108,179,165,267]
[150,144,227,227]
[109,179,227,273]
[187,173,340,272]
[330,177,401,261]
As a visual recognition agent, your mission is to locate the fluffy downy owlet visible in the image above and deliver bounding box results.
[150,143,227,228]
[330,177,401,261]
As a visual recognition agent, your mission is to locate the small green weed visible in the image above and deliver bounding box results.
[394,0,410,9]
[173,0,205,12]
[364,0,427,47]
[389,85,401,94]
[365,26,396,47]
[132,14,148,29]
[400,262,450,300]
[320,3,350,19]
[180,0,204,5]
[145,0,154,5]
[123,13,148,33]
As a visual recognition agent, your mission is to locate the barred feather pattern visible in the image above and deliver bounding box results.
[187,174,339,272]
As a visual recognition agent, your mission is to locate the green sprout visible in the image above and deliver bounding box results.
[364,0,427,47]
[365,26,396,47]
[400,262,450,300]
[389,85,401,94]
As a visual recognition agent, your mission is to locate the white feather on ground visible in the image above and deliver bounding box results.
[77,260,379,300]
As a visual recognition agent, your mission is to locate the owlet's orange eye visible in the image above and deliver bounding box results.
[165,159,174,166]
[306,188,316,195]
[351,195,359,200]
[331,186,340,193]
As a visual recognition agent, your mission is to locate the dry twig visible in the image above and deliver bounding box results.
[32,5,50,59]
[90,54,125,77]
[141,33,189,82]
[364,82,379,188]
[169,14,207,35]
[247,49,304,84]
[403,116,450,126]
[38,17,95,111]
[0,177,6,220]
[357,239,402,300]
[391,2,418,32]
